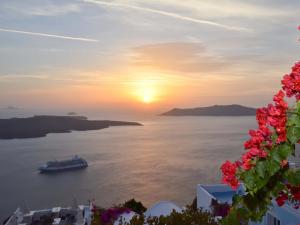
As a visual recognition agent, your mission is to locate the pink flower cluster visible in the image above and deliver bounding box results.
[220,160,240,189]
[220,90,288,189]
[282,61,300,100]
[276,192,288,207]
[276,184,300,209]
[101,207,131,225]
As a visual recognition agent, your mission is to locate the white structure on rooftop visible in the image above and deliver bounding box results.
[144,201,182,218]
[197,184,244,212]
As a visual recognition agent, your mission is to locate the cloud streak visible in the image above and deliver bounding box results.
[83,0,250,32]
[0,74,48,80]
[0,28,99,42]
[2,2,81,17]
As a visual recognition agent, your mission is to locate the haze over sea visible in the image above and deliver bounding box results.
[0,111,256,221]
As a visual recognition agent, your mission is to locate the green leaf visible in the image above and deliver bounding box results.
[270,144,293,165]
[286,169,300,186]
[287,114,300,127]
[256,161,266,178]
[296,101,300,114]
[277,144,292,159]
[243,171,257,191]
[287,126,300,144]
[269,149,282,163]
[265,160,280,176]
[270,182,286,197]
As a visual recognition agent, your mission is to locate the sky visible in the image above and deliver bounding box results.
[0,0,299,115]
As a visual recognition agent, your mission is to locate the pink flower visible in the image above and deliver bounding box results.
[221,161,240,189]
[266,91,288,143]
[282,61,300,100]
[276,192,288,207]
[241,158,252,171]
[256,107,268,127]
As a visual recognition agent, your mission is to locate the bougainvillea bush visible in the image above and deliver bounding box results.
[220,54,300,223]
[210,199,230,218]
[92,205,131,225]
[91,199,147,225]
[125,206,219,225]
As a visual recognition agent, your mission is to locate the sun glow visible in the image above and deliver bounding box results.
[141,88,155,103]
[130,78,160,104]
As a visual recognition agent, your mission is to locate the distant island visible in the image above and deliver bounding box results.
[67,112,77,115]
[0,115,142,139]
[161,104,256,116]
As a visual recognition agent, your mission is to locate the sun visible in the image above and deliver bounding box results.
[131,78,158,104]
[141,89,155,104]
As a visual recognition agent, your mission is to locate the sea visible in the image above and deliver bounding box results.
[0,113,257,222]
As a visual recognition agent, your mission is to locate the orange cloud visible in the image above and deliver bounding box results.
[130,42,228,74]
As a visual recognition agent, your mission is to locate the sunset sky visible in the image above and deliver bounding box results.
[0,0,299,114]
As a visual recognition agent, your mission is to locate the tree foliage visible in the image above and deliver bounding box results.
[123,198,147,215]
[124,206,219,225]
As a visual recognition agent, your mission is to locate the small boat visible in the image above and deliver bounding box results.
[39,155,88,173]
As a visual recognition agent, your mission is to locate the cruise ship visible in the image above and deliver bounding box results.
[39,155,88,173]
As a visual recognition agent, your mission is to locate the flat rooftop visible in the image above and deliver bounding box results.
[199,184,244,204]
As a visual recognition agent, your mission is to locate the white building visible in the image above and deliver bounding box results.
[144,201,182,218]
[197,183,300,225]
[4,205,92,225]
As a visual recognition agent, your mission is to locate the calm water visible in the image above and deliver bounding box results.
[0,116,256,221]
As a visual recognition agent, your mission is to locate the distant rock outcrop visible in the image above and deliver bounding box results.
[161,104,256,116]
[0,115,142,139]
[5,106,18,110]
